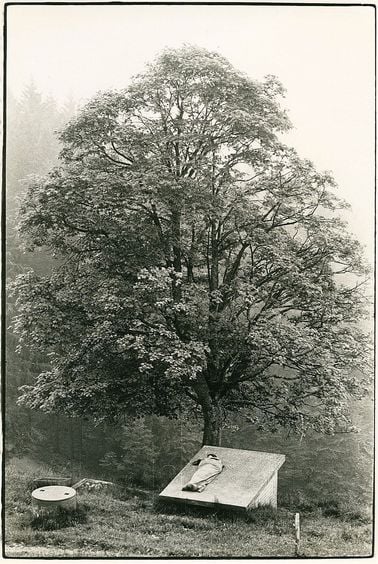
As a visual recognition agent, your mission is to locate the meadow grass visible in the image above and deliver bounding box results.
[4,457,373,558]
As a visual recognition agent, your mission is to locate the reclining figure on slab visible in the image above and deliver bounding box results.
[182,453,224,492]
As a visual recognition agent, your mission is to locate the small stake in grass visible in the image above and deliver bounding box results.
[294,512,300,556]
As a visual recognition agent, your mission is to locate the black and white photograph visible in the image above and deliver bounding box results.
[3,2,375,558]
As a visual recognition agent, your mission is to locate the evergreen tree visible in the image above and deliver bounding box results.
[6,83,76,456]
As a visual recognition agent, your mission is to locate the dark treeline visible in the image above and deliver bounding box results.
[6,83,373,512]
[6,83,82,469]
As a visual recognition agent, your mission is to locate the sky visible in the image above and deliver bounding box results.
[7,3,375,259]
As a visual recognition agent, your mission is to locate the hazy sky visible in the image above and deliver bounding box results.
[7,4,375,258]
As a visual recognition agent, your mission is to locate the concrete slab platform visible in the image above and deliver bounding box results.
[159,445,285,511]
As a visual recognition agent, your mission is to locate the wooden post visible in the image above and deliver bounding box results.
[294,512,301,556]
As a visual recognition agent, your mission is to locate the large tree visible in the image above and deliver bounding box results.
[13,46,371,445]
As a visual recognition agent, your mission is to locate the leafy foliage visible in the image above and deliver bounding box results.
[13,46,372,444]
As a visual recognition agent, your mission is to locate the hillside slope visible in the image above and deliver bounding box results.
[4,457,372,558]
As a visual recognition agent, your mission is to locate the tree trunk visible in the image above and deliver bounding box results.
[194,375,223,446]
[202,399,223,447]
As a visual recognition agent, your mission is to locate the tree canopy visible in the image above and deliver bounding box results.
[14,46,371,445]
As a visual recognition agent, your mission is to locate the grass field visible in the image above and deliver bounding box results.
[4,457,373,558]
